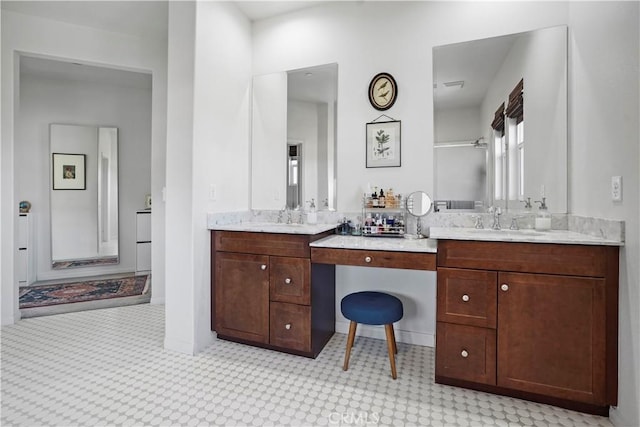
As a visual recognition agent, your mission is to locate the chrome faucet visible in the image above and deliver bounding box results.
[522,197,532,209]
[488,206,502,230]
[534,197,547,210]
[472,215,484,229]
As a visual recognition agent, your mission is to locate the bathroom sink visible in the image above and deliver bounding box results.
[488,228,546,236]
[429,227,552,243]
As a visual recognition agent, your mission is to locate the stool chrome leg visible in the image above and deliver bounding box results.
[384,324,397,379]
[343,321,357,371]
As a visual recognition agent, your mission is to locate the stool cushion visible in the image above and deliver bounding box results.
[341,291,403,325]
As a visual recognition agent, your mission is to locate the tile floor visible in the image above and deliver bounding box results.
[1,304,612,427]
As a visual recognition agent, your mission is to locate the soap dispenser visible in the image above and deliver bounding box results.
[306,199,317,225]
[534,198,551,230]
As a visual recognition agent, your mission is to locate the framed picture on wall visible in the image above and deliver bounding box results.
[366,120,401,168]
[52,153,86,190]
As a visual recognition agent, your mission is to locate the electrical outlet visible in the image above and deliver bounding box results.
[209,185,217,201]
[611,176,622,202]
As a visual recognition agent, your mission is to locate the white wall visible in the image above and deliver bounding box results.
[18,75,151,280]
[251,0,571,347]
[164,1,251,354]
[1,9,167,323]
[251,2,639,424]
[568,3,639,426]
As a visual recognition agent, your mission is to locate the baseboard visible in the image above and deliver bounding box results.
[164,335,196,355]
[150,296,165,305]
[36,266,134,282]
[335,320,434,347]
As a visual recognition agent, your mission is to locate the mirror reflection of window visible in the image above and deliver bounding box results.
[494,133,505,201]
[517,121,525,199]
[433,26,567,212]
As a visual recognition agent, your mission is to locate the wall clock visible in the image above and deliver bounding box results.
[368,72,397,111]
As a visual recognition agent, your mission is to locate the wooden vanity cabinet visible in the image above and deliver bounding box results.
[211,230,335,358]
[436,240,619,415]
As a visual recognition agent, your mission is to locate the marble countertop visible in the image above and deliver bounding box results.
[209,222,337,235]
[310,235,438,253]
[429,227,624,246]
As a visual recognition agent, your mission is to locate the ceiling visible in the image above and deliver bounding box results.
[433,33,517,111]
[288,63,337,104]
[1,1,325,40]
[1,1,169,40]
[20,55,152,90]
[235,1,325,21]
[3,0,324,88]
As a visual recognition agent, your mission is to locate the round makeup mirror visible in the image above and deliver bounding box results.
[405,191,433,238]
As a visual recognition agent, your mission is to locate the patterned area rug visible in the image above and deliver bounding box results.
[19,275,149,309]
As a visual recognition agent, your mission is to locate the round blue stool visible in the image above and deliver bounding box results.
[341,291,404,379]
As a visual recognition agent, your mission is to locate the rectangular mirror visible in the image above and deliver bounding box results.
[252,63,338,212]
[50,124,119,268]
[433,26,567,213]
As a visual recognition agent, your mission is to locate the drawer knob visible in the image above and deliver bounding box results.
[285,278,292,284]
[365,256,372,263]
[261,264,267,271]
[461,349,469,358]
[501,284,509,292]
[462,294,470,302]
[285,323,291,330]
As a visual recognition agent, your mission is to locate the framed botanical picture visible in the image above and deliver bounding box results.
[52,153,86,190]
[366,120,401,168]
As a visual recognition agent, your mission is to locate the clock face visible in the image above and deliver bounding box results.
[368,73,397,111]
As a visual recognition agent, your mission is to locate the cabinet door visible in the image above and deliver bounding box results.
[215,252,270,344]
[136,242,152,272]
[136,212,152,242]
[497,272,606,404]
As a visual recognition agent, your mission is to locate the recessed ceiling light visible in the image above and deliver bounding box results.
[305,72,313,77]
[443,80,464,89]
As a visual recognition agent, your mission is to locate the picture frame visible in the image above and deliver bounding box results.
[366,120,401,168]
[52,153,86,190]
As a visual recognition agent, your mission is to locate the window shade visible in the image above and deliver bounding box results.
[505,78,524,124]
[491,103,505,136]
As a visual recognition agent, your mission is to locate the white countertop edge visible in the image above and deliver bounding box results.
[428,227,624,246]
[209,222,337,235]
[310,235,438,253]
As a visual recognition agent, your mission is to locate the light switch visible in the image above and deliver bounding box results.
[209,185,217,201]
[611,176,622,202]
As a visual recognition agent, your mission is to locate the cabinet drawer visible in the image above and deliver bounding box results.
[270,257,310,305]
[270,302,311,352]
[436,322,496,385]
[215,231,311,258]
[311,247,436,271]
[438,240,608,277]
[437,268,497,328]
[136,242,152,272]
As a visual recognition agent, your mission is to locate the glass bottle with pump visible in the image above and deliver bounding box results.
[534,198,551,230]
